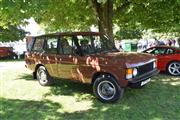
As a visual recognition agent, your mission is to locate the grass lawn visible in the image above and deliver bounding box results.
[0,61,180,120]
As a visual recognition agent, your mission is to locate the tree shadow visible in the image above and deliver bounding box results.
[44,78,93,101]
[44,74,180,120]
[1,74,180,120]
[15,72,93,100]
[9,72,180,120]
[0,98,62,120]
[159,71,170,76]
[16,73,34,81]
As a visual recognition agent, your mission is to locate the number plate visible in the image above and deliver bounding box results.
[141,78,151,86]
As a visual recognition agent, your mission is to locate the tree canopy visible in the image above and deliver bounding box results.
[0,0,180,42]
[0,25,27,41]
[115,28,142,40]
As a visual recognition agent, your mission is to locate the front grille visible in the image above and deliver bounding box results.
[137,62,154,76]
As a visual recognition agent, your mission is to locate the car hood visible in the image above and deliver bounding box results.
[104,52,155,68]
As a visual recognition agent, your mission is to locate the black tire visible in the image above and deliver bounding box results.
[36,66,53,86]
[93,75,124,103]
[167,61,180,76]
[12,55,18,59]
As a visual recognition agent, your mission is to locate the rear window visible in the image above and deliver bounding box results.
[26,37,35,52]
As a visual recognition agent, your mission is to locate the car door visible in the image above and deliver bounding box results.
[42,36,59,77]
[56,36,78,80]
[70,35,99,84]
[56,35,96,83]
[151,47,168,70]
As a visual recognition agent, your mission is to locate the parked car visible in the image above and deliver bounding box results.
[25,32,158,103]
[13,44,27,59]
[0,47,17,59]
[143,46,180,76]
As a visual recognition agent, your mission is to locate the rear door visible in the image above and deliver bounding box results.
[56,36,77,80]
[56,35,94,82]
[43,36,59,77]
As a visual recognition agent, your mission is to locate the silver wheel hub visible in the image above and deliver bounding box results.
[168,63,180,75]
[39,70,47,84]
[97,81,116,100]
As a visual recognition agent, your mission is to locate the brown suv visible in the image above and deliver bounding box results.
[25,32,158,103]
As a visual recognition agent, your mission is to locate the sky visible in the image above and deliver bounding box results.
[22,18,44,36]
[22,18,98,36]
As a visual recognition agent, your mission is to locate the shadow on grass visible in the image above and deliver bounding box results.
[16,73,93,100]
[16,73,34,81]
[159,71,171,76]
[44,74,180,120]
[44,78,93,101]
[8,73,180,120]
[0,98,63,120]
[1,74,180,120]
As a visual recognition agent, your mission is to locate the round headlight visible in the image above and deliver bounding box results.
[133,68,138,76]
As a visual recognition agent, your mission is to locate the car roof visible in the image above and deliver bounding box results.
[147,46,180,52]
[35,32,101,38]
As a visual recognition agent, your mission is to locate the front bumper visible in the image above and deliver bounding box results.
[128,69,159,88]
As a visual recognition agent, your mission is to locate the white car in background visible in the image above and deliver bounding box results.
[13,44,27,59]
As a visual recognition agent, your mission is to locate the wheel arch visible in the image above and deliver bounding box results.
[166,60,180,75]
[166,60,180,70]
[91,72,119,86]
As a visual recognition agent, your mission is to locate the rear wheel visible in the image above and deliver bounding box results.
[167,61,180,76]
[36,66,53,86]
[93,75,124,103]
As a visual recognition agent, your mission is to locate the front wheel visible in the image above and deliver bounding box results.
[93,75,124,103]
[36,66,53,86]
[167,62,180,76]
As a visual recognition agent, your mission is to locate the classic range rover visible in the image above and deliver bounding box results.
[25,32,159,103]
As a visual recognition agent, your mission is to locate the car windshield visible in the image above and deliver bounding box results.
[73,34,117,55]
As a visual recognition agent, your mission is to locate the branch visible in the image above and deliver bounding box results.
[115,0,131,14]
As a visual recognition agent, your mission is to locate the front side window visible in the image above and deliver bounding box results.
[45,37,58,54]
[78,36,95,54]
[32,38,44,52]
[72,35,117,56]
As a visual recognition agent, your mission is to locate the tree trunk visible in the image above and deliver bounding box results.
[91,0,114,42]
[177,37,180,47]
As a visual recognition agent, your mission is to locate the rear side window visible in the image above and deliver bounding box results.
[32,38,44,52]
[60,36,73,55]
[45,37,58,54]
